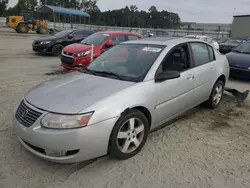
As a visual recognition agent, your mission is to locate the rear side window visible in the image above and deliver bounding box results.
[190,42,210,66]
[110,35,126,44]
[128,35,140,40]
[207,45,215,61]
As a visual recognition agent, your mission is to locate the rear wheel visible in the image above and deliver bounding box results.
[17,23,29,33]
[52,44,63,56]
[204,80,225,108]
[108,109,149,159]
[38,26,48,34]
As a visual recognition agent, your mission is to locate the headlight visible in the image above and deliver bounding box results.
[40,41,51,44]
[75,50,91,57]
[41,112,93,129]
[248,67,250,69]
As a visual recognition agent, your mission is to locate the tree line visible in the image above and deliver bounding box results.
[1,0,181,29]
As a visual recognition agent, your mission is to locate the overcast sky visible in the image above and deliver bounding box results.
[8,0,250,23]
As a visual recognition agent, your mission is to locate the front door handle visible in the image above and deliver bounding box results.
[210,66,215,70]
[186,74,194,80]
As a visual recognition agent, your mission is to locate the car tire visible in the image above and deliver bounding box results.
[38,26,48,34]
[108,109,149,159]
[52,44,63,56]
[204,80,225,109]
[17,23,29,33]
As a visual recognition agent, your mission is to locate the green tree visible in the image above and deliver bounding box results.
[0,0,8,16]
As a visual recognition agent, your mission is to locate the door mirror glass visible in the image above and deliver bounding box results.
[155,71,180,82]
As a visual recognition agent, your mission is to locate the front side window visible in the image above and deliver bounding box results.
[160,44,189,72]
[81,33,110,45]
[190,43,210,66]
[83,44,164,82]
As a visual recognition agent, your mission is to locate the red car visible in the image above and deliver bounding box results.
[60,31,143,70]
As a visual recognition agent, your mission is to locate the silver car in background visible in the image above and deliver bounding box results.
[13,37,230,163]
[184,35,220,50]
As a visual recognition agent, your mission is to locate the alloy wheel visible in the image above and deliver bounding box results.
[117,118,145,153]
[213,84,223,106]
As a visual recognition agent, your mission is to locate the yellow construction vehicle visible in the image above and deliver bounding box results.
[6,16,49,34]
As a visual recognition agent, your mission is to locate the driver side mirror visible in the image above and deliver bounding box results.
[155,71,180,82]
[105,41,114,48]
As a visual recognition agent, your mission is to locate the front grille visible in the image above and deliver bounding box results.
[15,100,42,127]
[61,55,75,66]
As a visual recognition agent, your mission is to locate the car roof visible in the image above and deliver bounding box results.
[123,36,202,46]
[74,28,96,32]
[185,35,209,38]
[97,31,142,36]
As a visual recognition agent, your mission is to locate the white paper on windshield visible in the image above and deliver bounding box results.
[103,34,110,36]
[142,47,162,52]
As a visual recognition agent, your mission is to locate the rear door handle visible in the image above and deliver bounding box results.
[187,74,194,80]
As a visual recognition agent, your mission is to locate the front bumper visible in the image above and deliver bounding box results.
[32,44,50,53]
[60,54,91,70]
[230,66,250,79]
[13,101,118,163]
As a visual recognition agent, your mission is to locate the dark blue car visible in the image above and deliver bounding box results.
[226,42,250,80]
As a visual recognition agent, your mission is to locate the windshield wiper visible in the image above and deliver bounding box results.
[93,70,123,80]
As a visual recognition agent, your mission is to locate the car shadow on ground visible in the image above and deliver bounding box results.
[44,69,74,75]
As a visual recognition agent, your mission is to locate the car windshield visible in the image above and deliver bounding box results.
[81,44,165,82]
[232,42,250,54]
[81,33,110,45]
[54,30,73,37]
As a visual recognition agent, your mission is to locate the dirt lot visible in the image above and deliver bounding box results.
[0,27,250,188]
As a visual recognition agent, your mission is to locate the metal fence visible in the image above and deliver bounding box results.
[0,17,230,41]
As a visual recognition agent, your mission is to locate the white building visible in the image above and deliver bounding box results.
[180,22,231,31]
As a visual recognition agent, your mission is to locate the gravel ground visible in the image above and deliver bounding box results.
[0,27,250,188]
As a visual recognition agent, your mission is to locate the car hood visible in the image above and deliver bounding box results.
[63,43,93,53]
[35,36,57,42]
[226,52,250,69]
[25,72,135,114]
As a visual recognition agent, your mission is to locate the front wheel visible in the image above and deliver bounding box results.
[52,44,63,56]
[38,26,48,34]
[108,109,149,159]
[204,80,225,108]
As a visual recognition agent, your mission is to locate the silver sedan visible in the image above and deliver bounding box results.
[13,37,230,163]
